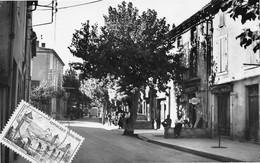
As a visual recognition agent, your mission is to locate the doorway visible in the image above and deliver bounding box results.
[247,85,259,141]
[156,98,165,129]
[217,93,230,136]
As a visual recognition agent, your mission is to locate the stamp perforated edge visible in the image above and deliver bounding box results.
[0,100,85,163]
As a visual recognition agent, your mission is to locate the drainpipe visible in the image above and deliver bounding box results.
[24,4,29,101]
[231,94,233,140]
[206,18,213,136]
[168,87,171,116]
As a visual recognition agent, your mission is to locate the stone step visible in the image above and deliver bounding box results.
[136,114,147,121]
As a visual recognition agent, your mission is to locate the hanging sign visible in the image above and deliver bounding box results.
[189,97,200,105]
[0,100,84,163]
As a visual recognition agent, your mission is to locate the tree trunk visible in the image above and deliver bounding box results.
[123,89,139,136]
[149,88,156,129]
[101,101,107,125]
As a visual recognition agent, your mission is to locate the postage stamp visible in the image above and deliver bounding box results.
[0,100,84,163]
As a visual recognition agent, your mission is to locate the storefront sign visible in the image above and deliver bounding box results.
[211,84,233,94]
[184,86,198,93]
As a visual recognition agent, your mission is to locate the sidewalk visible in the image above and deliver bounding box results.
[130,129,260,162]
[13,122,260,162]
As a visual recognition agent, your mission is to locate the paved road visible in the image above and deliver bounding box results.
[14,117,218,163]
[66,118,217,163]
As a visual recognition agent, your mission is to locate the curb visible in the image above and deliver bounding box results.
[137,134,241,162]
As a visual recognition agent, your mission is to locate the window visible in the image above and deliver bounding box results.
[245,41,260,65]
[219,11,226,28]
[49,55,53,69]
[189,27,198,77]
[216,35,228,73]
[177,36,183,48]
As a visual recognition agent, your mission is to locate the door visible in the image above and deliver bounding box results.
[156,99,165,129]
[156,99,161,129]
[248,85,259,141]
[217,93,230,136]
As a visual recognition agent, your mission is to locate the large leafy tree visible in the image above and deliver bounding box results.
[63,68,81,103]
[63,68,91,117]
[221,0,259,53]
[30,80,65,114]
[30,80,56,105]
[69,1,176,135]
[81,78,110,123]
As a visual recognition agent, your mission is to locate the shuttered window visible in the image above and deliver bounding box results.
[216,35,228,73]
[219,11,226,28]
[245,41,260,65]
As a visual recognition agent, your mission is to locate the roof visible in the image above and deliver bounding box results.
[169,0,223,39]
[37,47,65,66]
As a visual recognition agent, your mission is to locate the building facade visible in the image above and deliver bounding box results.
[0,1,37,162]
[169,21,212,137]
[211,9,259,142]
[169,0,259,142]
[31,42,65,119]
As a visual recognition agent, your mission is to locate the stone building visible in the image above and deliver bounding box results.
[31,42,66,119]
[0,1,38,162]
[160,0,217,138]
[169,0,259,142]
[211,7,259,142]
[170,19,212,137]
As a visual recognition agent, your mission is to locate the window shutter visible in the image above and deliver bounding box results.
[219,11,226,28]
[215,40,220,73]
[223,36,228,71]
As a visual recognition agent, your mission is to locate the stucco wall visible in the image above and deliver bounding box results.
[232,77,260,140]
[213,11,260,84]
[31,53,48,81]
[212,11,260,141]
[0,2,11,84]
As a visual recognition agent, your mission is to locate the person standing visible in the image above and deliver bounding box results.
[162,115,172,129]
[107,113,112,126]
[174,115,183,138]
[162,115,172,138]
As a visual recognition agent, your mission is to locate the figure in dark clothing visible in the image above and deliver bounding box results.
[162,115,172,138]
[174,115,183,138]
[162,115,172,129]
[118,113,124,129]
[107,113,112,126]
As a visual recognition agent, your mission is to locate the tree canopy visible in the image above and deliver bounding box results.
[80,78,110,108]
[63,68,81,102]
[68,1,178,135]
[69,1,176,95]
[63,68,91,111]
[30,80,58,105]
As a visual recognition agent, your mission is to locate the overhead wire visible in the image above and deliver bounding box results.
[57,0,104,10]
[36,0,104,11]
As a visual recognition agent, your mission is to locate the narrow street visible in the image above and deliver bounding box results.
[63,117,216,163]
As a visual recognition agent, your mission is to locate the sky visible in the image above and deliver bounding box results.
[32,0,211,71]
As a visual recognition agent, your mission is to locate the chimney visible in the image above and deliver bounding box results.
[41,43,46,47]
